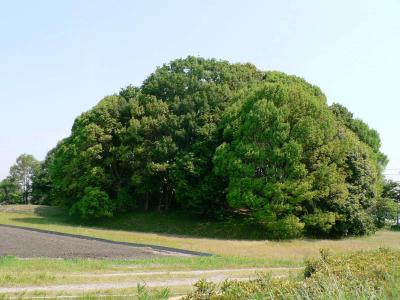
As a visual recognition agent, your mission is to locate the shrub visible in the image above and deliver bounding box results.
[69,187,114,219]
[262,215,304,239]
[184,248,400,299]
[303,211,339,237]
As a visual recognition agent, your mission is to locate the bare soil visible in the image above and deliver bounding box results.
[0,225,198,259]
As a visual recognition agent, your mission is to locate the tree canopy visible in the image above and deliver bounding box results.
[32,57,390,238]
[1,154,40,204]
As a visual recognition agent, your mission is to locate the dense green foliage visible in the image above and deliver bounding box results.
[382,180,400,226]
[0,177,19,204]
[330,103,388,166]
[37,57,264,216]
[0,154,40,204]
[213,74,391,237]
[184,248,400,299]
[31,57,390,238]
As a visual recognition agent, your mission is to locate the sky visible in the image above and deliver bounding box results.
[0,0,399,180]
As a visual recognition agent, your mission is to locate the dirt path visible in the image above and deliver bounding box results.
[0,267,301,294]
[0,277,234,294]
[69,266,303,277]
[0,224,206,259]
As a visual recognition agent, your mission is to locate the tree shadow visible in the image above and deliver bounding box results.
[8,207,274,241]
[11,217,65,226]
[34,206,67,217]
[7,206,348,241]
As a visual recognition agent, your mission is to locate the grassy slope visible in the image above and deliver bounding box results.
[1,205,400,261]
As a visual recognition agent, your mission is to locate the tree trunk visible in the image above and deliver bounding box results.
[157,197,162,212]
[144,194,149,211]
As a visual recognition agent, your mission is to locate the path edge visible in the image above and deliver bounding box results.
[0,223,212,257]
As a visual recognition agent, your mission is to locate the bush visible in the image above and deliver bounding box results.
[262,215,304,239]
[303,211,339,237]
[69,187,114,219]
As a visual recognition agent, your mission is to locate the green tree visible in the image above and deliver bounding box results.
[330,103,388,167]
[214,78,336,238]
[121,90,176,211]
[42,57,388,238]
[214,74,382,238]
[48,95,132,216]
[141,56,264,214]
[382,180,400,226]
[31,149,56,205]
[0,177,19,204]
[48,57,265,217]
[70,187,114,219]
[8,154,40,204]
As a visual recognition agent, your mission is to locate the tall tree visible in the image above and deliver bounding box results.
[31,149,56,205]
[382,179,400,225]
[48,57,265,217]
[213,73,382,238]
[8,154,40,204]
[141,56,264,214]
[330,103,388,168]
[48,95,132,217]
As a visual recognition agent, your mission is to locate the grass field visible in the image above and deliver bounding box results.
[1,205,400,299]
[1,205,400,260]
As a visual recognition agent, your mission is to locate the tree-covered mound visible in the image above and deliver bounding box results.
[33,57,391,239]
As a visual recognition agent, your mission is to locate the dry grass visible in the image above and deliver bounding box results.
[185,248,400,300]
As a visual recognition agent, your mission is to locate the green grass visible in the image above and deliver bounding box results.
[0,254,299,298]
[0,286,181,300]
[0,255,301,299]
[0,254,293,287]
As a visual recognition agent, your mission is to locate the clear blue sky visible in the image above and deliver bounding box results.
[1,0,399,180]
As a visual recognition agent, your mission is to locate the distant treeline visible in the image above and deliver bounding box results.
[8,57,398,238]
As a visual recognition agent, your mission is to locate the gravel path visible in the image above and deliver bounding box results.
[0,275,255,294]
[0,267,302,294]
[0,225,203,259]
[69,267,303,277]
[0,271,296,294]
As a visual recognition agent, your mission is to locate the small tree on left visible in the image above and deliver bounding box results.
[6,154,40,204]
[0,177,19,204]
